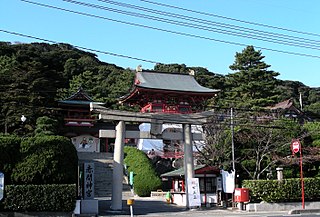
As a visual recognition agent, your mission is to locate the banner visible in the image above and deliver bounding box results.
[187,178,201,207]
[221,170,235,193]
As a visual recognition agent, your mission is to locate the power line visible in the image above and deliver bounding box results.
[61,0,320,51]
[96,0,320,48]
[18,0,320,59]
[0,29,159,64]
[140,0,320,38]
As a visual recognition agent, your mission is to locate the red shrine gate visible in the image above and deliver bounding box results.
[119,69,219,159]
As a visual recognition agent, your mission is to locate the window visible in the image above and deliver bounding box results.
[199,177,216,193]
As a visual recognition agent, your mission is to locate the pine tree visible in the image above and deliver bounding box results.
[223,46,280,109]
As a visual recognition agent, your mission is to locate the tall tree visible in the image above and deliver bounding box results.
[218,46,280,109]
[154,63,188,73]
[196,112,233,169]
[235,118,303,180]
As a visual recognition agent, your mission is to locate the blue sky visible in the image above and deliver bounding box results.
[1,0,320,87]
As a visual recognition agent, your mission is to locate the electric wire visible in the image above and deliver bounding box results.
[61,0,320,51]
[18,0,320,59]
[0,29,159,64]
[95,0,320,48]
[140,0,320,38]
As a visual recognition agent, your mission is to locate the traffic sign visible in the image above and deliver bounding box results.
[0,172,4,201]
[292,140,301,154]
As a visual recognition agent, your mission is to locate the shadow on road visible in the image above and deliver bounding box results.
[99,198,188,216]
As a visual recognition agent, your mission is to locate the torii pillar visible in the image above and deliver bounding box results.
[111,121,125,211]
[183,123,195,208]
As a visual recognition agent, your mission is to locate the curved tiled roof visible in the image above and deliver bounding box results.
[134,71,219,93]
[58,87,104,106]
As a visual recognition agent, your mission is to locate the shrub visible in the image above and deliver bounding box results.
[0,135,21,184]
[1,184,76,212]
[242,178,320,203]
[11,135,78,184]
[124,146,161,197]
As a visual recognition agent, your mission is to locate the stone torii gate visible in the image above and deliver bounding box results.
[90,104,215,210]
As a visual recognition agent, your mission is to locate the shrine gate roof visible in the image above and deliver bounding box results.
[134,70,219,93]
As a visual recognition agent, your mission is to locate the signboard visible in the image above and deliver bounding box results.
[84,163,94,199]
[292,139,301,154]
[71,135,100,152]
[0,172,4,201]
[187,178,201,207]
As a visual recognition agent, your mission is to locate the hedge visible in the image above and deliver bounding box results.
[12,135,78,184]
[0,136,21,184]
[124,146,161,197]
[242,178,320,203]
[0,184,76,212]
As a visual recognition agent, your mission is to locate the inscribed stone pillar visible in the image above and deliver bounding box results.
[111,121,125,210]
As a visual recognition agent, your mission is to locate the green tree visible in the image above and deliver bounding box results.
[34,116,58,136]
[235,118,303,180]
[154,63,188,73]
[196,113,233,169]
[219,46,280,109]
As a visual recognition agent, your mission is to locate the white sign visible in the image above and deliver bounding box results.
[84,163,94,199]
[0,172,4,201]
[187,178,201,207]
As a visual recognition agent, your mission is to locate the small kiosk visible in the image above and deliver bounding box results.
[161,165,222,207]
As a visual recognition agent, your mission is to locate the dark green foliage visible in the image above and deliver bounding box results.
[304,122,320,146]
[59,58,133,107]
[34,116,58,136]
[124,146,161,197]
[154,63,188,73]
[11,135,78,184]
[242,178,320,203]
[0,42,129,135]
[1,184,76,212]
[0,135,21,184]
[2,42,320,135]
[218,46,280,109]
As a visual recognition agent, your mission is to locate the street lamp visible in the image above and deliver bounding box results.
[21,115,26,123]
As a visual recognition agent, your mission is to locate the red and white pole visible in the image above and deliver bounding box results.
[299,142,305,209]
[291,139,305,209]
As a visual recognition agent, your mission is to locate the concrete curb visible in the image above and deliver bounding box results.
[288,208,320,214]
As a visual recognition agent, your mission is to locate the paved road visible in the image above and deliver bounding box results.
[97,197,320,217]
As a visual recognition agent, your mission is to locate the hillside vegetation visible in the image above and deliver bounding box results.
[1,42,320,181]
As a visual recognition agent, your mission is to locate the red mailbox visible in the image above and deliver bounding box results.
[234,188,250,202]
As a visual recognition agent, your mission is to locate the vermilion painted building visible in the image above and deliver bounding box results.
[119,70,220,114]
[58,87,110,152]
[119,69,220,158]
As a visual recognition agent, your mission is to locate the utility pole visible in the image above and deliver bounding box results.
[231,108,235,170]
